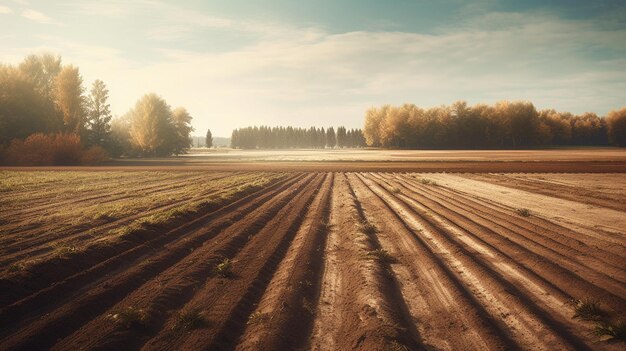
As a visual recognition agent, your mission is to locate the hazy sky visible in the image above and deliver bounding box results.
[1,0,625,136]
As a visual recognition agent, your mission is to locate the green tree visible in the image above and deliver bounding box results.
[206,128,213,148]
[0,65,54,144]
[54,65,86,134]
[19,53,62,102]
[326,127,336,148]
[170,107,194,155]
[86,79,112,147]
[127,93,173,156]
[606,108,626,146]
[336,126,347,147]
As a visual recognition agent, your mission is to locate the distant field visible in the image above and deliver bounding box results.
[180,147,626,162]
[3,148,626,172]
[1,171,624,350]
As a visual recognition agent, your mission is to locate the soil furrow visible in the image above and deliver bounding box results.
[392,174,626,283]
[0,174,299,311]
[234,173,334,351]
[376,174,626,332]
[0,173,264,269]
[393,173,626,273]
[426,174,626,247]
[467,173,626,212]
[348,173,513,350]
[0,175,311,350]
[310,173,420,351]
[129,174,326,351]
[358,173,587,351]
[2,172,226,224]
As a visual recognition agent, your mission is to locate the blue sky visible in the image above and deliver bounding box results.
[1,0,625,136]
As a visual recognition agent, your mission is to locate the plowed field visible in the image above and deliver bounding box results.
[1,171,624,350]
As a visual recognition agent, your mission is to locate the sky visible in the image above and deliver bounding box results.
[1,0,625,136]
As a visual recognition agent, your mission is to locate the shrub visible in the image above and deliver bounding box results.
[516,208,532,217]
[50,133,82,164]
[1,133,109,165]
[81,145,110,164]
[4,135,54,165]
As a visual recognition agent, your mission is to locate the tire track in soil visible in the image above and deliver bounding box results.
[347,173,511,351]
[0,174,311,350]
[467,173,626,212]
[375,173,626,345]
[418,174,626,259]
[358,173,588,351]
[396,173,626,272]
[310,173,421,351]
[129,174,329,350]
[389,173,626,300]
[0,173,263,269]
[425,174,626,248]
[234,173,334,351]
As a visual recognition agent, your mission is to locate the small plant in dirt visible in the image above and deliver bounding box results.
[108,306,147,329]
[173,308,206,331]
[358,221,378,236]
[93,212,114,221]
[390,186,401,194]
[420,178,437,186]
[515,208,532,217]
[594,320,626,341]
[302,297,315,315]
[571,298,605,320]
[54,245,78,259]
[366,249,397,263]
[385,340,410,351]
[8,262,25,272]
[214,258,233,277]
[247,312,269,325]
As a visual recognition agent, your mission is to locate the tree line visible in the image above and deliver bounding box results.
[364,101,626,148]
[0,53,195,164]
[231,126,366,149]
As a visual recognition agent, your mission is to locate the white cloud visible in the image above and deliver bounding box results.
[2,4,625,136]
[21,8,55,24]
[0,5,13,14]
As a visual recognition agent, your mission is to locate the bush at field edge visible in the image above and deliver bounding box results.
[1,133,110,165]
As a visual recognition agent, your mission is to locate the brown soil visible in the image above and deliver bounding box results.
[2,160,626,172]
[0,171,624,351]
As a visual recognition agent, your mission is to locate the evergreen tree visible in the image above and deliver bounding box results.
[206,128,213,148]
[86,79,112,148]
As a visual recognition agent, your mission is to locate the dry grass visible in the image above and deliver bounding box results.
[172,308,206,331]
[571,298,605,320]
[108,306,148,329]
[358,221,378,236]
[594,321,626,341]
